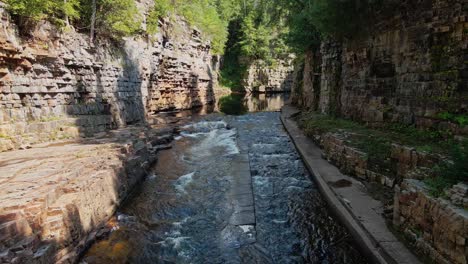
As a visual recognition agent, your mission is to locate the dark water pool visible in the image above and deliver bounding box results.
[218,93,289,115]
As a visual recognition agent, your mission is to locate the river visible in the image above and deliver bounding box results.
[82,93,368,264]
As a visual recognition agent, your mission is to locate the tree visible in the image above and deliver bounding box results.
[79,0,141,41]
[5,0,80,26]
[90,0,96,43]
[146,0,172,35]
[98,0,142,38]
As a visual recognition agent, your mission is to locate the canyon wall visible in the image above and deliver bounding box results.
[293,0,468,133]
[0,1,219,151]
[291,1,468,263]
[243,57,295,93]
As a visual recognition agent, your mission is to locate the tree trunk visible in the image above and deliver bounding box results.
[64,0,70,26]
[90,0,96,44]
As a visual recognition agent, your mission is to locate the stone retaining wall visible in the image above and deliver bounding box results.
[309,131,441,188]
[301,124,467,263]
[394,180,468,264]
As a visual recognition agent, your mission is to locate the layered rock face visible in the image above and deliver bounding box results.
[243,57,294,93]
[293,0,468,132]
[0,3,218,152]
[0,127,174,263]
[291,1,468,263]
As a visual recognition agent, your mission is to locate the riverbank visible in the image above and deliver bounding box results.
[280,104,421,264]
[0,126,175,263]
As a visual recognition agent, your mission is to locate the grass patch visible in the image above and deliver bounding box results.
[297,111,461,180]
[437,112,468,126]
[424,141,468,197]
[297,111,453,155]
[297,112,395,175]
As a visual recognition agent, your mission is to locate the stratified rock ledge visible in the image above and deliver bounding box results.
[0,126,174,263]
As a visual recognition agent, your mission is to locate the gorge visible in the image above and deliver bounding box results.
[0,0,467,264]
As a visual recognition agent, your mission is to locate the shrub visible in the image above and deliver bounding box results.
[425,141,468,196]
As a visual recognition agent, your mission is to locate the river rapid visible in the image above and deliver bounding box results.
[82,94,368,264]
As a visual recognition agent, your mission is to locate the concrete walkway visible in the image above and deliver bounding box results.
[228,154,256,227]
[281,105,421,264]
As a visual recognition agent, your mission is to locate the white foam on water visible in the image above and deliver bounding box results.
[262,154,291,159]
[189,128,240,158]
[182,120,228,131]
[179,119,240,160]
[172,217,190,229]
[180,131,207,138]
[239,225,255,233]
[157,236,190,250]
[272,219,287,224]
[173,172,195,194]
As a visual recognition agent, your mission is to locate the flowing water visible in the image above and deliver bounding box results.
[82,94,368,264]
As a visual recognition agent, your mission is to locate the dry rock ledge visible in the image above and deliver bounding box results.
[0,126,175,263]
[281,104,421,264]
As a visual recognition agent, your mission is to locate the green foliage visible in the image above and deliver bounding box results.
[219,60,245,91]
[62,0,80,22]
[437,112,468,126]
[99,0,142,37]
[6,0,80,25]
[218,19,245,91]
[238,14,271,60]
[425,141,468,197]
[297,112,364,135]
[175,0,229,54]
[385,123,452,144]
[147,0,234,54]
[6,0,56,20]
[146,0,172,35]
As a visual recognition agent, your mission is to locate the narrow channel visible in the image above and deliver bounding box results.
[82,94,367,263]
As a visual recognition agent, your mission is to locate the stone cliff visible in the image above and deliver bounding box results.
[293,0,467,134]
[242,57,295,93]
[0,1,220,152]
[291,1,468,263]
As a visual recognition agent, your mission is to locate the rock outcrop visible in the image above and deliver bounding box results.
[0,2,219,152]
[0,127,174,263]
[292,0,468,134]
[243,57,295,93]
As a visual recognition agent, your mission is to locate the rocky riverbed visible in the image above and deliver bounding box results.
[82,112,367,263]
